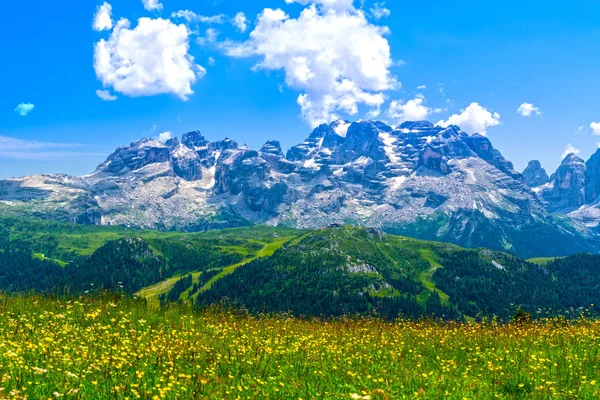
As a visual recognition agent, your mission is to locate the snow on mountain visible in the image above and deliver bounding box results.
[0,120,597,257]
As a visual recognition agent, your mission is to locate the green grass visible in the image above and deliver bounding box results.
[527,257,560,265]
[136,236,296,301]
[0,293,599,399]
[195,236,293,295]
[4,216,305,257]
[417,248,450,304]
[33,253,68,267]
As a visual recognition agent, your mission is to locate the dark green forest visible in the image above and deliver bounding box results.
[1,217,599,320]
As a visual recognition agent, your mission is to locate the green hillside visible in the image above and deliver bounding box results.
[0,217,599,320]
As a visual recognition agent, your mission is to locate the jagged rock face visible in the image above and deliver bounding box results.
[585,149,600,204]
[260,141,285,167]
[97,139,171,175]
[171,144,202,181]
[0,120,598,257]
[165,137,180,149]
[538,154,587,213]
[418,146,451,175]
[181,131,208,150]
[464,134,523,181]
[522,160,549,187]
[286,123,335,162]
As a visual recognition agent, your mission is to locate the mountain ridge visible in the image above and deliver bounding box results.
[1,119,599,258]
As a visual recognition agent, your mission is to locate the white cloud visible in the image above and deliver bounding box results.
[171,10,197,22]
[389,95,432,124]
[197,15,226,24]
[0,136,77,151]
[93,2,113,32]
[94,17,203,100]
[232,12,248,32]
[0,136,99,160]
[208,57,216,66]
[170,10,226,24]
[15,103,35,116]
[591,122,600,136]
[285,0,355,12]
[224,3,397,127]
[517,102,541,117]
[417,85,427,90]
[437,102,500,135]
[562,143,580,159]
[142,0,163,12]
[197,28,219,46]
[370,2,391,19]
[157,131,172,143]
[96,89,118,101]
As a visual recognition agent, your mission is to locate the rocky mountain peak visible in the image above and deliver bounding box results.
[181,131,208,150]
[398,121,435,131]
[585,148,600,203]
[538,153,587,212]
[95,138,171,175]
[260,140,283,155]
[4,119,599,258]
[522,160,549,187]
[164,137,180,149]
[212,137,239,152]
[464,134,522,181]
[562,153,585,166]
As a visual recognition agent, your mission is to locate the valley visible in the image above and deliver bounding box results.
[1,216,599,321]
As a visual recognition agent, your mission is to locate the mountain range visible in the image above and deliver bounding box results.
[2,120,600,258]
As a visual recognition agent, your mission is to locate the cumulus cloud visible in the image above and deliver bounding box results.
[232,12,248,32]
[223,2,397,127]
[96,89,118,101]
[170,10,226,24]
[591,122,600,136]
[389,95,432,124]
[93,2,113,31]
[370,2,391,19]
[562,143,580,159]
[157,131,172,143]
[15,103,35,116]
[417,85,427,90]
[437,102,500,135]
[94,17,203,100]
[517,102,541,117]
[142,0,163,11]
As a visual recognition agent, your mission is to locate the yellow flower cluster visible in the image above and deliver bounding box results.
[0,294,597,399]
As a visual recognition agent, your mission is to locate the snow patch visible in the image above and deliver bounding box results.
[333,121,351,137]
[333,168,345,177]
[387,175,407,191]
[303,158,319,169]
[353,156,372,166]
[379,132,400,164]
[172,144,196,159]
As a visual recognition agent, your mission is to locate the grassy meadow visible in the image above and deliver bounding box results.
[0,294,598,399]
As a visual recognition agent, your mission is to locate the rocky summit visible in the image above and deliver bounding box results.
[0,120,598,258]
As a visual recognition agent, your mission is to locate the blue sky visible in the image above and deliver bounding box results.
[1,0,600,178]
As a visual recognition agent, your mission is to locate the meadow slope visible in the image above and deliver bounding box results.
[0,295,598,399]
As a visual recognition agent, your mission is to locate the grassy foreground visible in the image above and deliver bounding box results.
[0,295,598,399]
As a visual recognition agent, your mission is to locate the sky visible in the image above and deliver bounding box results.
[1,0,600,179]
